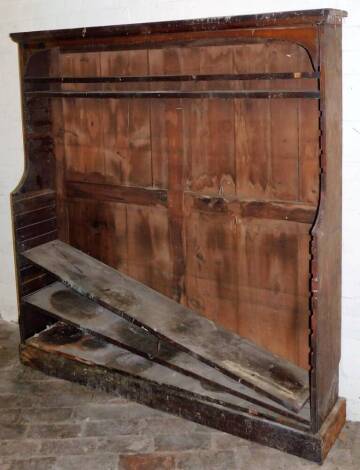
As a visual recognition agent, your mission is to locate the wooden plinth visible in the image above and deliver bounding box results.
[20,342,345,464]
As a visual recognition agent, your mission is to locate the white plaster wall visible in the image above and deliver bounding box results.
[0,0,359,419]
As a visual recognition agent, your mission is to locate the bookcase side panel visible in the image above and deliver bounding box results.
[311,23,343,432]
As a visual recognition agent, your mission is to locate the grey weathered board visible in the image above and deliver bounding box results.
[24,282,309,424]
[24,322,308,430]
[23,239,309,411]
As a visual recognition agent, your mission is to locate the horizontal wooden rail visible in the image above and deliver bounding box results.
[24,72,320,83]
[66,181,168,207]
[186,193,317,224]
[12,189,56,215]
[25,90,320,99]
[66,181,317,224]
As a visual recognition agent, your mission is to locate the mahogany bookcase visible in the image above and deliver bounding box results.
[10,8,346,463]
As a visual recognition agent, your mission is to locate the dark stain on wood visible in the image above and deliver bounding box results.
[40,322,83,345]
[24,282,310,425]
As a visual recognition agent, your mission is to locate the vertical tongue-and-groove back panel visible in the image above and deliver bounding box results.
[57,42,319,369]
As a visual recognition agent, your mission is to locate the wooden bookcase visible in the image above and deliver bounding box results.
[10,9,346,463]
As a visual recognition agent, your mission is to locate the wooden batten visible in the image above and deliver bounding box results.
[25,90,321,99]
[24,71,320,83]
[10,8,346,463]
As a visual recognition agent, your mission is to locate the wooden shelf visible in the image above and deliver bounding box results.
[25,90,320,100]
[23,322,310,431]
[20,323,344,463]
[22,239,309,412]
[24,282,310,424]
[24,72,320,84]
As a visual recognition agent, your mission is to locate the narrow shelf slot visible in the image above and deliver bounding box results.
[24,71,320,83]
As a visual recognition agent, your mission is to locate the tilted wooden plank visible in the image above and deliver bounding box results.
[24,322,308,430]
[24,282,309,424]
[20,327,346,464]
[23,239,309,411]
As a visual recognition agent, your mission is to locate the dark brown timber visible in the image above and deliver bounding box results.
[310,22,343,432]
[25,90,320,99]
[10,8,346,462]
[25,72,320,83]
[11,9,346,45]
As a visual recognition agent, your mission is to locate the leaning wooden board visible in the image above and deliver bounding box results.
[21,322,345,463]
[24,282,309,424]
[23,322,307,429]
[23,239,309,411]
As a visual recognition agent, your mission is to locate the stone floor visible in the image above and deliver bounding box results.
[0,319,359,470]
